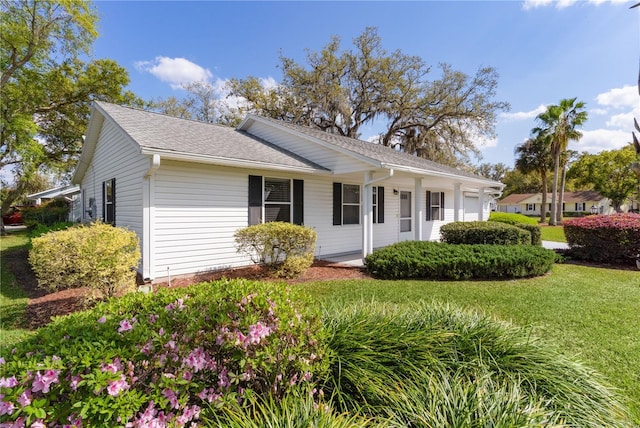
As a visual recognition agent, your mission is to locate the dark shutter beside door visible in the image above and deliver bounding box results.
[425,191,432,221]
[293,179,304,225]
[377,186,384,224]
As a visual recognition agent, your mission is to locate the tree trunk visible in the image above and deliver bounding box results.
[557,164,567,224]
[549,154,560,226]
[540,170,548,223]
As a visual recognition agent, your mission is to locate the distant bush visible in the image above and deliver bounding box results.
[489,213,542,246]
[0,279,328,426]
[440,221,532,245]
[490,212,539,225]
[22,199,69,227]
[365,241,557,280]
[235,222,317,278]
[29,222,140,300]
[27,221,75,239]
[563,213,640,265]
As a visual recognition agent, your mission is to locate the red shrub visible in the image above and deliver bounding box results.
[563,213,640,265]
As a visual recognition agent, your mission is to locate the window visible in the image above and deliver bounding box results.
[426,191,444,221]
[103,178,115,225]
[333,183,360,225]
[526,203,535,211]
[248,175,303,225]
[575,202,585,212]
[372,186,385,224]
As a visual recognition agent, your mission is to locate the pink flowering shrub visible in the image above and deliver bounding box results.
[563,213,640,265]
[0,279,328,426]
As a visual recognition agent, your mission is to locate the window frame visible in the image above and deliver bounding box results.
[248,175,303,226]
[426,190,445,221]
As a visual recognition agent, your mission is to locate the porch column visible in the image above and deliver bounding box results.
[362,171,373,258]
[478,187,486,221]
[414,177,423,241]
[453,183,462,221]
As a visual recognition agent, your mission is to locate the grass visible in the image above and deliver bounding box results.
[0,229,32,345]
[540,225,566,242]
[301,264,640,423]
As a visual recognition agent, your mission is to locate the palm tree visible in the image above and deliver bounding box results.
[514,131,552,223]
[536,98,588,225]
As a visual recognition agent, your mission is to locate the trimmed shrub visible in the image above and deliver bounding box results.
[489,213,542,246]
[365,241,557,280]
[563,213,640,265]
[22,200,69,227]
[489,211,539,225]
[235,222,317,278]
[440,221,532,245]
[321,301,631,427]
[0,279,328,427]
[29,222,140,300]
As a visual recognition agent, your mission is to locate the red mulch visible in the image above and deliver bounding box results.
[4,247,370,330]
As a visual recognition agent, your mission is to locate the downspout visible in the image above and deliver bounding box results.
[363,169,394,259]
[143,154,161,281]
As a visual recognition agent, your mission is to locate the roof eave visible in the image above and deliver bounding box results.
[71,103,105,184]
[139,148,331,174]
[381,162,504,189]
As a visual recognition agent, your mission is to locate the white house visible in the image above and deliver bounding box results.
[27,185,82,222]
[72,102,503,283]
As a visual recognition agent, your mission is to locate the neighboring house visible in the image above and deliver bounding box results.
[497,191,613,215]
[72,102,504,282]
[27,185,82,222]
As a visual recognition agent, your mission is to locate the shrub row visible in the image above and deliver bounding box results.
[234,222,317,278]
[0,279,328,427]
[29,222,140,300]
[365,241,557,280]
[440,221,532,245]
[563,213,640,265]
[489,213,542,246]
[22,200,69,227]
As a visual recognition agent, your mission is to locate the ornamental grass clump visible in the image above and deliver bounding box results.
[320,301,632,427]
[563,213,640,265]
[0,279,328,427]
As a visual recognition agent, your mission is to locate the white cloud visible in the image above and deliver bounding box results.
[607,110,638,130]
[135,56,213,89]
[570,128,630,153]
[590,108,608,116]
[499,104,547,121]
[523,0,628,9]
[595,85,637,109]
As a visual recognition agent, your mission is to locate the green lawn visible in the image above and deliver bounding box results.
[540,225,567,242]
[301,264,640,422]
[0,230,32,344]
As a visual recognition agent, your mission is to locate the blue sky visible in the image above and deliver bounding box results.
[91,0,639,168]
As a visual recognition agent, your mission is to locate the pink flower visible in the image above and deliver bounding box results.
[107,376,129,397]
[247,322,271,344]
[162,388,179,409]
[0,376,18,388]
[176,405,201,425]
[149,314,158,324]
[165,298,185,311]
[118,319,133,333]
[0,357,5,364]
[98,316,107,323]
[184,347,208,372]
[17,390,31,407]
[70,375,81,391]
[31,369,60,394]
[0,397,14,415]
[31,420,46,428]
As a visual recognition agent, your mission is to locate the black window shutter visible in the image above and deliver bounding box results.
[102,181,106,223]
[111,178,116,225]
[333,182,342,225]
[377,186,384,224]
[425,191,432,221]
[440,192,445,220]
[248,175,262,225]
[293,179,304,225]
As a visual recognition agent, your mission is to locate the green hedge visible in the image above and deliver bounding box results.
[489,213,542,246]
[22,200,69,227]
[440,221,532,245]
[365,241,557,280]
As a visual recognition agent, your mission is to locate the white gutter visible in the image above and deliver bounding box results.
[142,154,160,282]
[139,148,330,174]
[380,162,504,189]
[364,168,394,185]
[145,154,161,177]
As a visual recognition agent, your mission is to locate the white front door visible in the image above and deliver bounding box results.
[399,190,413,241]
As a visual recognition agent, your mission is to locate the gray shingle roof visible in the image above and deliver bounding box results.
[252,115,499,184]
[95,102,328,172]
